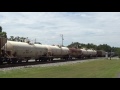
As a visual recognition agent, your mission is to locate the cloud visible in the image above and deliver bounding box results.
[0,12,120,47]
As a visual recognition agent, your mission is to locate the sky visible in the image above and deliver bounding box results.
[0,12,120,47]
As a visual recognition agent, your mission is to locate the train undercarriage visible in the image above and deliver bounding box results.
[0,51,70,65]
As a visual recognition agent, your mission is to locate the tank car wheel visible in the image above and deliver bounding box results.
[41,59,44,62]
[43,58,47,62]
[18,60,22,63]
[70,57,72,60]
[26,60,28,63]
[39,59,41,62]
[48,58,51,61]
[7,59,11,64]
[65,57,68,60]
[12,58,17,64]
[35,59,38,62]
[50,58,53,61]
[12,61,16,64]
[0,61,3,64]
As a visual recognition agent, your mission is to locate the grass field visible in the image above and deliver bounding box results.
[0,59,120,78]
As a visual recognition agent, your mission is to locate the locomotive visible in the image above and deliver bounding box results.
[0,39,106,64]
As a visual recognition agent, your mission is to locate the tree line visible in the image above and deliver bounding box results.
[67,42,120,56]
[7,36,28,42]
[0,26,7,38]
[7,36,41,44]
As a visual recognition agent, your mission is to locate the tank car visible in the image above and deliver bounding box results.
[45,45,70,60]
[69,48,82,59]
[80,48,89,58]
[34,44,48,61]
[92,50,97,57]
[61,47,70,60]
[1,41,36,63]
[87,49,97,57]
[97,50,106,57]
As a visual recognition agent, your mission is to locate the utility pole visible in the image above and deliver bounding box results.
[34,38,36,44]
[60,34,64,46]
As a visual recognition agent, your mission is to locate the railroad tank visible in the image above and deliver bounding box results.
[92,50,97,57]
[69,48,78,57]
[80,48,88,56]
[61,47,70,55]
[45,45,62,56]
[97,50,105,57]
[45,45,69,59]
[2,41,36,60]
[87,49,97,57]
[34,44,48,60]
[69,48,82,58]
[87,49,93,56]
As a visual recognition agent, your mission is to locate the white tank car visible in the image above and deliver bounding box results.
[34,44,48,59]
[87,49,92,56]
[45,45,62,57]
[3,41,36,60]
[92,50,97,56]
[80,49,89,56]
[87,49,97,56]
[61,47,70,55]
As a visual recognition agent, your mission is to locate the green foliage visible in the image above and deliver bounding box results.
[0,26,2,32]
[0,31,7,38]
[0,26,7,38]
[67,42,98,49]
[8,36,27,42]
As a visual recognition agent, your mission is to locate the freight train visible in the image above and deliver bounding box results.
[0,39,106,64]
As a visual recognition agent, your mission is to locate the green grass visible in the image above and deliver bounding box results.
[0,59,120,78]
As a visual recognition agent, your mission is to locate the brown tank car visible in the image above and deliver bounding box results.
[97,50,106,57]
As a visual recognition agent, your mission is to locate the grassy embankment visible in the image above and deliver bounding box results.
[0,59,120,78]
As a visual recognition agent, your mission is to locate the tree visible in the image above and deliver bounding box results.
[10,36,15,41]
[14,36,20,41]
[0,26,7,38]
[0,26,2,32]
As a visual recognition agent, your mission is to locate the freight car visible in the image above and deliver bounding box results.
[80,49,97,59]
[44,45,70,60]
[1,41,37,63]
[0,40,106,65]
[68,48,97,59]
[0,41,70,64]
[96,50,106,57]
[69,48,82,59]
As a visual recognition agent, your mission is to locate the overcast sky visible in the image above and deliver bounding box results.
[0,12,120,47]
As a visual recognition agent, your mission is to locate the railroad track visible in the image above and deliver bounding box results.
[0,57,104,68]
